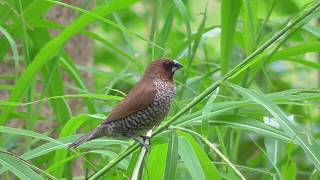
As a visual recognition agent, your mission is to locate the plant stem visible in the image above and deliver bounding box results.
[173,126,246,180]
[89,2,320,179]
[131,130,152,180]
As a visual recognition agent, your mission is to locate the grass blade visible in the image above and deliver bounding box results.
[164,130,178,180]
[87,1,320,178]
[145,142,168,180]
[180,131,222,180]
[0,0,138,125]
[230,83,320,170]
[221,0,242,75]
[172,0,192,61]
[0,25,19,79]
[178,136,206,180]
[0,151,44,180]
[52,114,105,178]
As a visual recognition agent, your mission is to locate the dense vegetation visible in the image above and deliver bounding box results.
[0,0,320,179]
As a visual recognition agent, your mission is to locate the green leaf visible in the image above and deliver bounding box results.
[60,53,97,114]
[0,0,55,61]
[0,0,138,125]
[0,138,128,176]
[0,25,19,79]
[172,0,192,61]
[178,136,206,180]
[146,143,168,180]
[0,152,44,180]
[20,136,128,161]
[303,24,320,37]
[276,57,320,71]
[0,94,122,107]
[180,115,292,142]
[180,132,222,180]
[270,42,320,61]
[241,0,258,54]
[41,55,72,125]
[271,0,299,15]
[221,0,242,74]
[164,131,179,180]
[155,6,174,58]
[0,126,59,143]
[202,87,219,138]
[230,83,320,170]
[44,0,165,52]
[280,144,296,180]
[126,150,140,177]
[47,149,128,173]
[52,114,105,178]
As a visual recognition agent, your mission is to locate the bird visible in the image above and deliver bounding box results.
[68,58,182,149]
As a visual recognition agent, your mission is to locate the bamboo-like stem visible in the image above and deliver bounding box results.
[172,126,246,180]
[89,2,320,179]
[88,144,139,179]
[131,130,152,180]
[0,150,57,180]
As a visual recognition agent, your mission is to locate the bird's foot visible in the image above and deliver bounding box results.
[139,141,150,150]
[140,135,151,150]
[140,135,151,142]
[132,137,150,150]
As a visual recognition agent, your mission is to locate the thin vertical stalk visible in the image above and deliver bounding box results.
[88,2,320,179]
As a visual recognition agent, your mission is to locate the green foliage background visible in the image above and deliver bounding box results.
[0,0,320,179]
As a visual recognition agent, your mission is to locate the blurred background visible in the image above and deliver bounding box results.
[0,0,320,179]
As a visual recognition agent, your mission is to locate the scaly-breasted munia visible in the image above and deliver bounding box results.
[68,59,182,148]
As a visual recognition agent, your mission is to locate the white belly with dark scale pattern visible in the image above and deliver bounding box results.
[110,78,175,137]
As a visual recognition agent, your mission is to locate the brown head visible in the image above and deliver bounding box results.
[143,58,183,81]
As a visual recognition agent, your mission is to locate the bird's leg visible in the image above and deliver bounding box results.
[124,133,150,149]
[131,137,150,149]
[140,135,151,144]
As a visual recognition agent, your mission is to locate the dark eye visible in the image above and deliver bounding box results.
[163,62,172,70]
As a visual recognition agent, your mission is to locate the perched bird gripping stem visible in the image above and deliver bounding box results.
[68,58,182,149]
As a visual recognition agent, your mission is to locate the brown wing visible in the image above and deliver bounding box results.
[104,79,156,123]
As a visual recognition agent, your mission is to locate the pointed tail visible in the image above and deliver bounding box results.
[68,125,110,149]
[68,133,94,149]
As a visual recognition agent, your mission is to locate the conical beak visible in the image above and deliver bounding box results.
[172,60,183,73]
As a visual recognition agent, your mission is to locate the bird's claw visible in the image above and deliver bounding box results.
[131,136,151,150]
[140,135,151,142]
[140,135,151,150]
[139,141,150,150]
